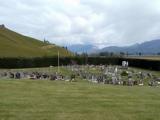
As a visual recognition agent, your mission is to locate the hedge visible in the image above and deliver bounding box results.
[0,57,159,71]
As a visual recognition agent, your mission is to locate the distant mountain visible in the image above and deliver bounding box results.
[99,39,160,54]
[68,44,99,54]
[0,24,73,58]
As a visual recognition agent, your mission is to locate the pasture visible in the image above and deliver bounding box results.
[127,56,160,61]
[0,66,160,120]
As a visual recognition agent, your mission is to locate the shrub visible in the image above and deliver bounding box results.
[121,71,128,76]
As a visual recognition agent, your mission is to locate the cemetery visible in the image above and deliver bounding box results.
[0,61,159,87]
[0,62,160,120]
[1,0,160,119]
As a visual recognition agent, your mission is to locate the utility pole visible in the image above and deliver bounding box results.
[58,51,60,73]
[85,52,88,65]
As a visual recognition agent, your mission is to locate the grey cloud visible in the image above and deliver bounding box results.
[0,0,160,47]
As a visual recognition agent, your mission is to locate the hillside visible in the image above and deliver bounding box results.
[0,25,72,58]
[99,39,160,55]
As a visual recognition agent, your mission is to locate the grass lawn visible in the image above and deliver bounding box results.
[0,80,160,120]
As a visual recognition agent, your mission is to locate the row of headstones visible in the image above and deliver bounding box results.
[0,72,22,79]
[68,68,160,86]
[88,74,160,86]
[74,67,160,87]
[66,65,159,84]
[66,65,107,72]
[0,65,159,85]
[86,74,142,86]
[0,71,69,81]
[59,65,160,86]
[59,65,159,86]
[104,66,157,80]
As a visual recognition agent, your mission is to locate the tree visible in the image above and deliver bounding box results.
[43,38,50,44]
[120,52,125,57]
[139,52,142,56]
[110,52,114,57]
[99,52,109,56]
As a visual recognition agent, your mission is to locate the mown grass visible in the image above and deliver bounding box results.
[0,79,160,120]
[6,67,74,76]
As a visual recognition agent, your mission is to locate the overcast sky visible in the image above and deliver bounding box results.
[0,0,160,48]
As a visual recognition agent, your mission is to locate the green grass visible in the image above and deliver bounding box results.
[0,27,72,57]
[127,56,160,61]
[0,80,160,120]
[0,67,159,120]
[6,67,74,76]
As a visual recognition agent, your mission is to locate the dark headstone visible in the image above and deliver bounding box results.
[15,72,21,79]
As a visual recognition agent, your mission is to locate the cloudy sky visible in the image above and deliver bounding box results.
[0,0,160,48]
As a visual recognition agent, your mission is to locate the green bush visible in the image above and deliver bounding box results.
[121,71,128,76]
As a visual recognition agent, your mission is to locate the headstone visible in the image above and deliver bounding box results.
[70,74,76,81]
[15,72,21,79]
[122,61,129,68]
[128,78,133,86]
[9,72,14,79]
[147,73,153,78]
[123,81,127,86]
[50,74,57,80]
[114,67,118,74]
[133,80,138,85]
[138,80,144,86]
[91,75,98,83]
[112,76,118,85]
[148,80,158,86]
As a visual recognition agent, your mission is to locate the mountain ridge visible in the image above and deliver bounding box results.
[99,39,160,54]
[68,40,160,55]
[68,44,99,54]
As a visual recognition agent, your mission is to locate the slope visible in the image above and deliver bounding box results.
[0,25,72,58]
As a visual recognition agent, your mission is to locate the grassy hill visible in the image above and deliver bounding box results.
[0,25,73,58]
